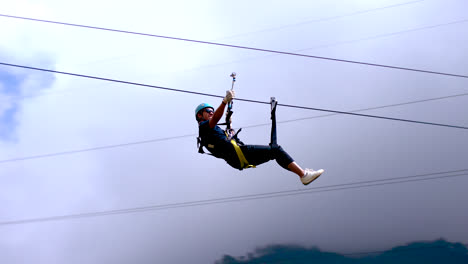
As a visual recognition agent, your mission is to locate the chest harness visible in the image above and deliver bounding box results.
[197,73,279,170]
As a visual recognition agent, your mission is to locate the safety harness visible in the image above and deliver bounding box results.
[197,73,279,170]
[197,73,254,169]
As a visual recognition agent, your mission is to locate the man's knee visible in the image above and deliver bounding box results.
[270,144,283,155]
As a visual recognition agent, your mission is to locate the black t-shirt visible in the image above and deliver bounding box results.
[198,120,235,159]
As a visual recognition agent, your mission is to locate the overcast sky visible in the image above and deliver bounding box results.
[1,0,467,263]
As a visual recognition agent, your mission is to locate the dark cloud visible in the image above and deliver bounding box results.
[215,239,468,264]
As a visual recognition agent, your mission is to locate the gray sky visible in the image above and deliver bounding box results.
[1,0,467,263]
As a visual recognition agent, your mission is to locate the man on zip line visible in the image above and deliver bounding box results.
[195,83,324,185]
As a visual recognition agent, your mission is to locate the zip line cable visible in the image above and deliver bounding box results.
[1,169,467,226]
[184,18,468,76]
[14,16,462,108]
[1,14,468,79]
[277,102,468,130]
[54,13,468,80]
[1,91,467,165]
[246,92,468,128]
[297,18,468,53]
[212,0,426,40]
[1,62,467,130]
[0,134,195,164]
[8,17,463,104]
[135,17,468,83]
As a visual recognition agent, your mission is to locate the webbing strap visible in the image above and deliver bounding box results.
[230,139,255,169]
[270,97,278,148]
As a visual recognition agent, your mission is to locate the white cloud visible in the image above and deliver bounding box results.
[1,0,468,263]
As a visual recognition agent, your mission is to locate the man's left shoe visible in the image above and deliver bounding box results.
[301,168,324,185]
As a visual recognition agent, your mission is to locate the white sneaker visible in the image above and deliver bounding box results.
[301,168,324,185]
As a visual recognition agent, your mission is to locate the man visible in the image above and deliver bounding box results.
[196,90,324,185]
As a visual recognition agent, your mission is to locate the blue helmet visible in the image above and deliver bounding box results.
[195,103,214,120]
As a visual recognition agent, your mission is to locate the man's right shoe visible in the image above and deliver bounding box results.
[301,168,324,185]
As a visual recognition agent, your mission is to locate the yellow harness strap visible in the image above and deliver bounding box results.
[229,139,255,169]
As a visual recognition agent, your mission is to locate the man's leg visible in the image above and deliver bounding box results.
[240,144,293,171]
[287,161,305,177]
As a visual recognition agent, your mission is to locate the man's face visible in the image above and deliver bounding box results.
[200,107,214,121]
